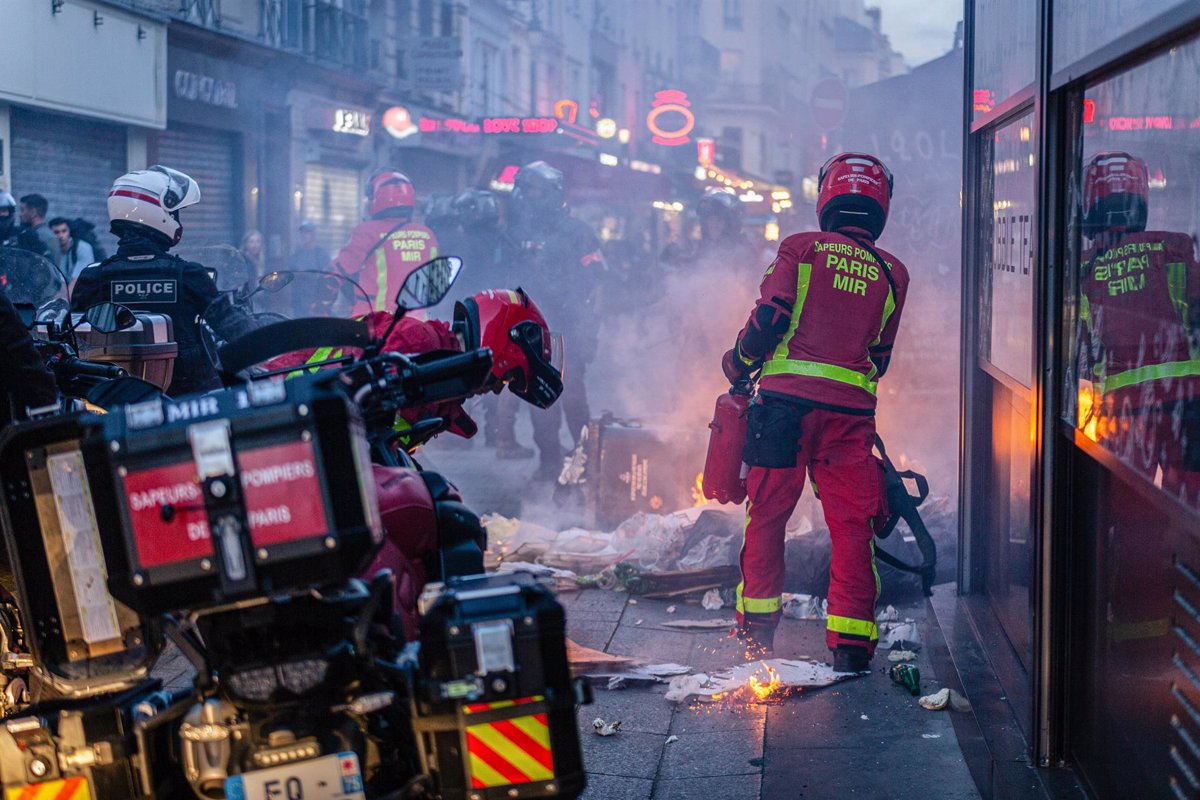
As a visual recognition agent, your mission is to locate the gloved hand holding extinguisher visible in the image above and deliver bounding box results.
[703,349,759,505]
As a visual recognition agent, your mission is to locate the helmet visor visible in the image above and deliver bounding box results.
[509,320,564,409]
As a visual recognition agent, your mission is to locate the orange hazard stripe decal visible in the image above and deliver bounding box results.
[463,694,543,714]
[465,711,555,788]
[5,777,88,800]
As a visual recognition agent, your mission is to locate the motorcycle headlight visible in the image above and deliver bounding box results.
[226,659,330,702]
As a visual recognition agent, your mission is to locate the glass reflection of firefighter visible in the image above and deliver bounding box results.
[1078,151,1200,502]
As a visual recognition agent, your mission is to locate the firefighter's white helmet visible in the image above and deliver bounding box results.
[107,165,201,244]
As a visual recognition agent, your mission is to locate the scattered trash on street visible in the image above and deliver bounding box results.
[881,619,922,650]
[592,718,622,736]
[664,658,858,703]
[887,649,918,663]
[860,714,870,720]
[919,688,972,712]
[667,605,677,613]
[889,663,922,696]
[702,589,725,610]
[662,618,738,630]
[781,593,826,620]
[666,735,679,744]
[922,734,943,739]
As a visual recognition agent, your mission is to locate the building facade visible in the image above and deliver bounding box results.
[957,1,1200,797]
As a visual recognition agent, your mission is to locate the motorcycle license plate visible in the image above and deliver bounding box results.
[224,752,365,800]
[4,777,90,799]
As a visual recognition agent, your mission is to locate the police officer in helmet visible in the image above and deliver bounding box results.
[72,166,245,397]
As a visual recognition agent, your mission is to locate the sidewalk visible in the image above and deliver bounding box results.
[420,432,983,800]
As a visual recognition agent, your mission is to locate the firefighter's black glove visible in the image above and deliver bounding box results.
[722,348,753,386]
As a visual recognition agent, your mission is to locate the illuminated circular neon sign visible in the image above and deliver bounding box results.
[646,90,695,147]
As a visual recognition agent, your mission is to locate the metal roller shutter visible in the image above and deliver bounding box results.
[154,126,240,249]
[9,107,127,257]
[303,164,362,256]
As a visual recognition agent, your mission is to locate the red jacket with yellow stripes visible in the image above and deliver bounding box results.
[735,231,909,413]
[334,219,440,317]
[1079,230,1200,409]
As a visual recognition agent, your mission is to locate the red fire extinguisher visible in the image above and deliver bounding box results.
[702,381,753,504]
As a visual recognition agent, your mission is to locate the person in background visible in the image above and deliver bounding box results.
[497,161,604,477]
[2,192,48,258]
[48,216,95,283]
[334,170,439,317]
[291,220,331,271]
[18,194,57,257]
[0,289,58,428]
[240,229,266,279]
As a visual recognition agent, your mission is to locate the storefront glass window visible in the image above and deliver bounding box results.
[979,111,1037,387]
[1063,38,1200,509]
[972,0,1037,120]
[1053,0,1188,72]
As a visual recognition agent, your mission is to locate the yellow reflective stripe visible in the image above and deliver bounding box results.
[286,346,340,379]
[375,242,390,311]
[870,539,881,602]
[1167,262,1188,321]
[736,581,782,614]
[1099,359,1200,393]
[771,262,812,362]
[762,359,878,394]
[826,614,878,640]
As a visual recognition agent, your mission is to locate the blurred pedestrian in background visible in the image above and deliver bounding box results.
[240,229,266,279]
[48,216,95,282]
[291,220,330,271]
[18,194,56,257]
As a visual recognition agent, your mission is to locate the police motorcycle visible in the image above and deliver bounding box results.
[72,257,578,800]
[0,247,194,798]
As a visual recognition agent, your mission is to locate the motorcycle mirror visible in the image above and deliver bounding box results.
[259,271,294,293]
[394,255,462,312]
[83,302,137,334]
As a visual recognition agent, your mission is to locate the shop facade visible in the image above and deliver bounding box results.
[957,2,1200,796]
[0,0,167,255]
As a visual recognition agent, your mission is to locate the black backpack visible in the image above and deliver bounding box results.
[69,218,108,262]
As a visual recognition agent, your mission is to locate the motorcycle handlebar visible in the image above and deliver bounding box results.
[55,357,127,382]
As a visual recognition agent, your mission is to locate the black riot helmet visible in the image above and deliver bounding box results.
[511,161,567,228]
[454,189,501,232]
[697,188,743,241]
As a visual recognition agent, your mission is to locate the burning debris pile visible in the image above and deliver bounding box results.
[663,659,860,704]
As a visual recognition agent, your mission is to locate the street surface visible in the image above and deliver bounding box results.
[420,425,982,800]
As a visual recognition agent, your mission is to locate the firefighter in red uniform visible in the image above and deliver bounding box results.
[334,170,439,317]
[723,153,909,671]
[1078,151,1200,502]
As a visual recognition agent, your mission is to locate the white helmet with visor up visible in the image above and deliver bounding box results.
[107,165,201,244]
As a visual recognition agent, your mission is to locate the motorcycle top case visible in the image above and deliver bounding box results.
[413,572,585,800]
[0,414,158,698]
[84,373,383,614]
[0,680,188,800]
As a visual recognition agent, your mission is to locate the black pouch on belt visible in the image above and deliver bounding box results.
[1184,397,1200,472]
[742,396,808,468]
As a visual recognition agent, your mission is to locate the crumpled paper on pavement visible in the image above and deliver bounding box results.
[664,658,857,702]
[781,593,826,620]
[702,589,724,610]
[919,687,972,712]
[592,718,621,736]
[881,619,922,650]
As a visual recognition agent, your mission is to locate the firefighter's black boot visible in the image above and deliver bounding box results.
[736,615,777,659]
[832,645,871,673]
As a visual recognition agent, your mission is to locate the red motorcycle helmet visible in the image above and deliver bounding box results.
[1082,151,1148,237]
[453,288,564,409]
[367,169,416,220]
[816,152,893,240]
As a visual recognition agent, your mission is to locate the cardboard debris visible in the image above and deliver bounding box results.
[567,640,635,675]
[664,658,858,702]
[592,718,621,736]
[491,561,581,592]
[702,589,725,610]
[918,687,972,712]
[587,663,694,688]
[661,618,738,630]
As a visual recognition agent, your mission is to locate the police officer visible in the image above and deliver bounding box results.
[498,161,604,477]
[452,189,504,295]
[72,166,245,397]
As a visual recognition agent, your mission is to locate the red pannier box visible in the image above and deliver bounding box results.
[84,374,383,614]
